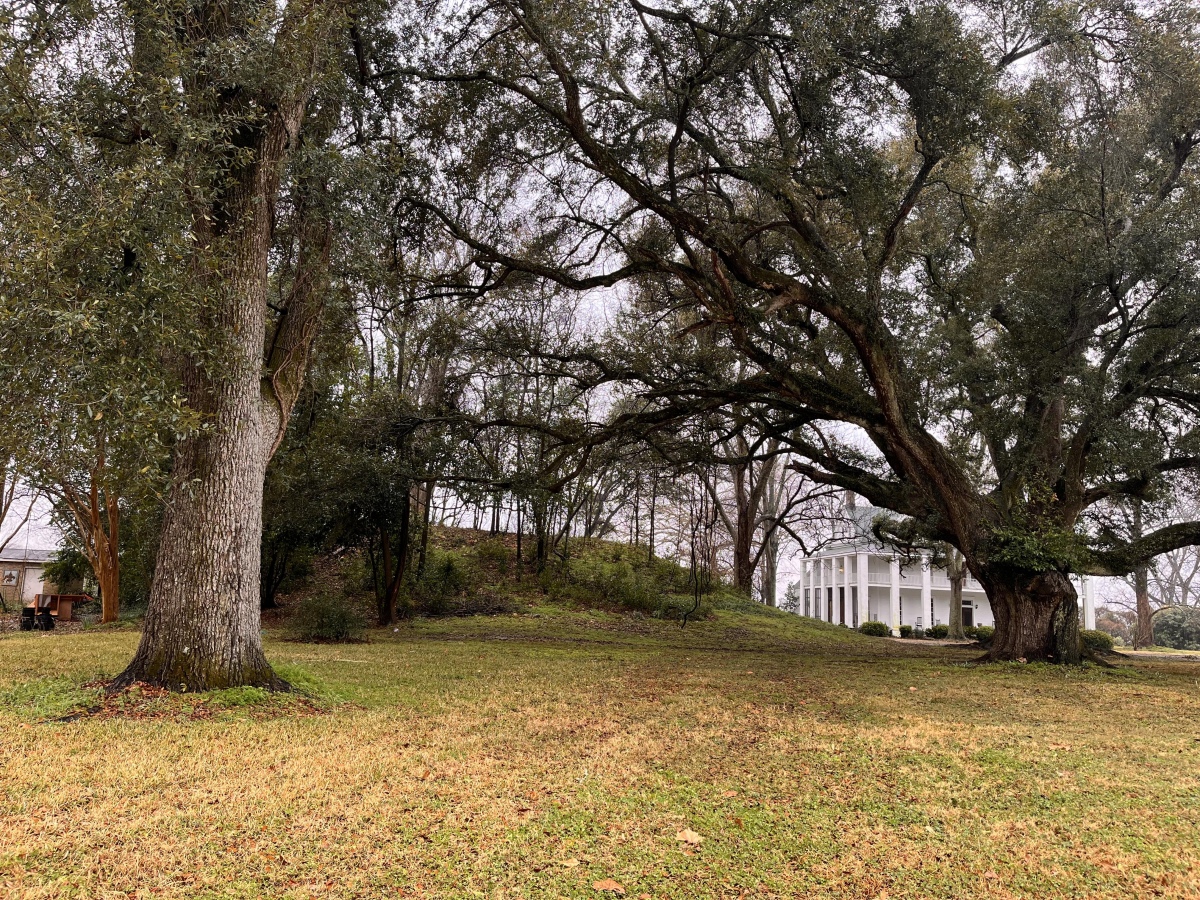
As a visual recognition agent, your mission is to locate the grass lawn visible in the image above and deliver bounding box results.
[2,604,1199,899]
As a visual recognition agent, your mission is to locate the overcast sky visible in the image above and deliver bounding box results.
[0,493,61,558]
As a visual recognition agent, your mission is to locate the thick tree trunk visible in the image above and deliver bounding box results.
[1133,563,1153,649]
[115,398,281,690]
[113,116,299,692]
[110,0,337,692]
[983,569,1080,663]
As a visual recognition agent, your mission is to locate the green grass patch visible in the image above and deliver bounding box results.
[2,598,1199,899]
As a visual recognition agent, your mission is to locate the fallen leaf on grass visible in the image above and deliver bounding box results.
[676,828,703,845]
[721,790,738,798]
[593,878,625,894]
[561,859,580,868]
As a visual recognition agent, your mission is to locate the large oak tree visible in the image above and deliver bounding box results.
[1,0,371,687]
[400,0,1200,661]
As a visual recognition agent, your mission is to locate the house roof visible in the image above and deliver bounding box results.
[0,546,57,565]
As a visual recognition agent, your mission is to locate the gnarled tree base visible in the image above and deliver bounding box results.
[984,569,1081,664]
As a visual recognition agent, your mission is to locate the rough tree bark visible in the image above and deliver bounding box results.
[979,568,1081,663]
[946,546,965,642]
[1133,563,1154,649]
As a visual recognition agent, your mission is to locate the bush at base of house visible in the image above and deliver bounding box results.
[858,621,889,637]
[964,625,994,646]
[928,624,950,639]
[289,592,366,642]
[898,625,913,638]
[1081,629,1115,653]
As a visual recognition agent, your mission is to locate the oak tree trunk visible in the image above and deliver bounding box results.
[109,0,336,692]
[1133,563,1153,649]
[114,183,289,690]
[982,569,1080,663]
[113,121,303,691]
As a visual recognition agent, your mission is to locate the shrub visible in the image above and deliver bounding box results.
[289,592,365,642]
[1081,628,1115,653]
[341,554,377,596]
[1153,607,1200,651]
[859,621,889,637]
[475,539,512,575]
[547,553,712,621]
[411,550,477,616]
[899,625,913,638]
[930,624,950,639]
[972,625,994,646]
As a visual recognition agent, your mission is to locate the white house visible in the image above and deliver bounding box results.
[786,503,1097,634]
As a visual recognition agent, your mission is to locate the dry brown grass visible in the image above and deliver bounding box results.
[2,607,1199,900]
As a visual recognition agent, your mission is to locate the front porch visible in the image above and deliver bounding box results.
[792,548,1097,634]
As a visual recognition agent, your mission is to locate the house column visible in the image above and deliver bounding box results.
[837,555,846,625]
[1082,576,1096,631]
[856,551,869,628]
[889,557,901,635]
[797,559,806,615]
[920,552,932,630]
[806,561,816,619]
[818,555,826,621]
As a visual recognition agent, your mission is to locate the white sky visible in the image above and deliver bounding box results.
[0,493,61,559]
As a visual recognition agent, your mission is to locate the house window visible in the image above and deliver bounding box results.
[839,587,846,625]
[826,587,833,622]
[851,587,858,627]
[804,589,811,617]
